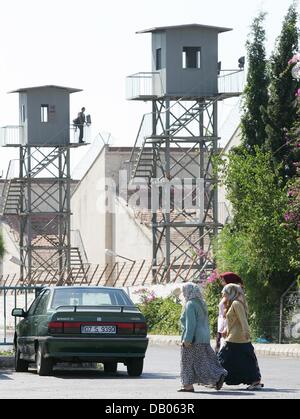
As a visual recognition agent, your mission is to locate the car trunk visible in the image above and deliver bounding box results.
[48,305,147,337]
[45,306,148,361]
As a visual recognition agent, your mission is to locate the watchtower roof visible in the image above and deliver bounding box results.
[9,85,83,94]
[136,24,232,34]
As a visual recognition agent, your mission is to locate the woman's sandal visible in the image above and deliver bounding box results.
[177,387,195,393]
[216,374,226,391]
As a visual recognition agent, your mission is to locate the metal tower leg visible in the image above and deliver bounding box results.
[15,146,72,285]
[144,98,221,282]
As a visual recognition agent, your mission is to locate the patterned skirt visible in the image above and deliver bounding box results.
[218,342,262,385]
[180,343,228,386]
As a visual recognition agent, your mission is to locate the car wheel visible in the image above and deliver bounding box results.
[104,362,118,374]
[15,345,29,373]
[36,344,53,376]
[127,358,143,377]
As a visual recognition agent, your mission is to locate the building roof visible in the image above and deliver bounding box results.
[136,24,232,34]
[9,85,83,94]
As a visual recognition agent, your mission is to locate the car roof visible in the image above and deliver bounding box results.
[43,286,124,292]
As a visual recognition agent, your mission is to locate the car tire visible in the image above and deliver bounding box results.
[15,345,29,373]
[104,362,118,374]
[36,344,53,376]
[127,358,144,377]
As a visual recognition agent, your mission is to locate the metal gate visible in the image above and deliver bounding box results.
[279,281,300,344]
[0,286,42,346]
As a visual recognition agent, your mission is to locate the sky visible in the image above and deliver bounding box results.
[0,0,299,176]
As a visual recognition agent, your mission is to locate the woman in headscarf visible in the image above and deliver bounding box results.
[218,283,264,390]
[215,272,244,353]
[178,283,227,393]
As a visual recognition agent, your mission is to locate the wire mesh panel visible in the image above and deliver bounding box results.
[280,287,300,344]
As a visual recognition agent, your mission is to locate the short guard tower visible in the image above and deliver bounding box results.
[0,85,89,284]
[126,24,244,282]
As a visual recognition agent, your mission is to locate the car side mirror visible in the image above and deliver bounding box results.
[12,308,27,318]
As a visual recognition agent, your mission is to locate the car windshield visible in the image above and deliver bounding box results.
[50,288,133,309]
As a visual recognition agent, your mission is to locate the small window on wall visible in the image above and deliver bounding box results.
[41,105,49,123]
[182,47,201,69]
[156,48,162,70]
[21,105,26,123]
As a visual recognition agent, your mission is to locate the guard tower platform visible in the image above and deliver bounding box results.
[126,24,244,101]
[0,85,91,147]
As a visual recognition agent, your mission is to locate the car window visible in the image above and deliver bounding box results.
[50,288,133,309]
[27,291,46,316]
[34,290,51,316]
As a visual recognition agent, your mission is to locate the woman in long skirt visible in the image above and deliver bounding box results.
[218,283,264,390]
[178,283,227,393]
[215,272,244,353]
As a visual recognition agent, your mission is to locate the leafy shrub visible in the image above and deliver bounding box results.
[138,295,182,335]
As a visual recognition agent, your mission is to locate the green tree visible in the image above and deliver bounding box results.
[265,3,299,176]
[213,147,300,338]
[241,12,269,149]
[285,61,300,262]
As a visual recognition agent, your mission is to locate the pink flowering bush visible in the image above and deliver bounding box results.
[133,288,157,304]
[206,269,219,284]
[134,288,182,335]
[288,53,300,65]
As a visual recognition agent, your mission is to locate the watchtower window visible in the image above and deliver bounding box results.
[182,47,201,69]
[41,105,49,123]
[21,105,26,123]
[156,48,162,70]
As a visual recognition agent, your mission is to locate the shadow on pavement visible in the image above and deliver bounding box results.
[0,370,13,380]
[259,388,300,394]
[28,369,178,380]
[193,390,255,397]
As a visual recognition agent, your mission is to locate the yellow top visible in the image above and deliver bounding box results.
[226,300,251,344]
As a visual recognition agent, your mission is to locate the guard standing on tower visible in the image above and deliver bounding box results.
[73,107,86,143]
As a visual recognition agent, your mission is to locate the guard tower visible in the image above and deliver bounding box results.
[126,24,244,282]
[0,85,89,284]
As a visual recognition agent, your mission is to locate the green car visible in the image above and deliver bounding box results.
[12,286,148,377]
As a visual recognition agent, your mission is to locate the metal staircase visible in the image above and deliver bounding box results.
[1,180,23,215]
[30,148,61,177]
[70,247,88,283]
[130,100,218,184]
[0,148,62,216]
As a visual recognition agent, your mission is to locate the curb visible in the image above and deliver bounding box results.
[148,336,300,359]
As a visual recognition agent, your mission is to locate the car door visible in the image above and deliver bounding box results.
[23,291,48,358]
[32,290,51,338]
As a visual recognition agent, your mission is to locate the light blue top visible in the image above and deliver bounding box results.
[180,299,211,344]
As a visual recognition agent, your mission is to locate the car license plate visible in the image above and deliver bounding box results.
[81,325,117,334]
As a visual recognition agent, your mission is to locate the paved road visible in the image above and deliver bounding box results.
[0,345,300,399]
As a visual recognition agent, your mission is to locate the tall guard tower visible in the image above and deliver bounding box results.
[126,24,243,282]
[0,85,88,284]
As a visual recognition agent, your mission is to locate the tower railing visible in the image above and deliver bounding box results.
[0,126,25,146]
[126,72,163,99]
[0,125,91,147]
[126,70,245,100]
[218,70,245,95]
